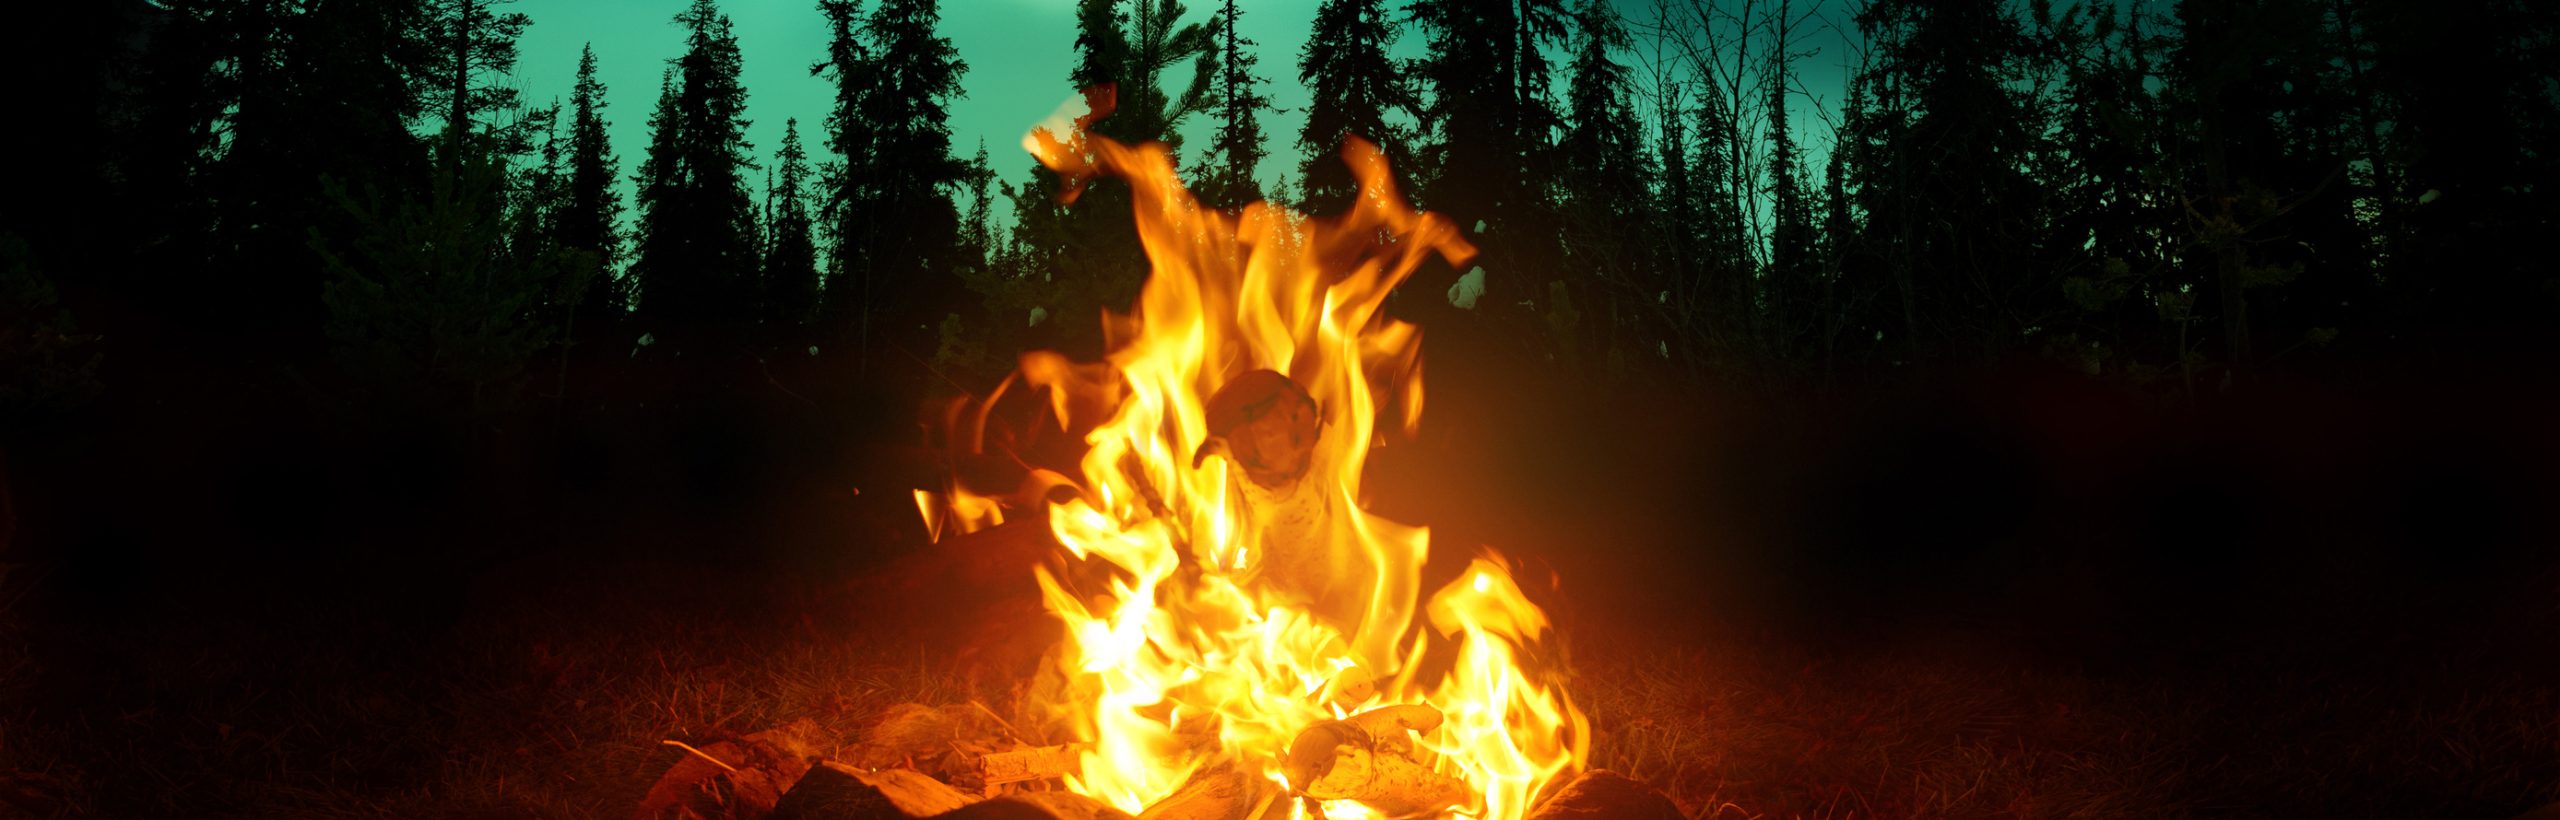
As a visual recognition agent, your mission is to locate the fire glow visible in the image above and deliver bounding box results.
[927,89,1587,819]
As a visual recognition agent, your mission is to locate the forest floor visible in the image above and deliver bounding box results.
[6,356,2558,817]
[6,502,2556,819]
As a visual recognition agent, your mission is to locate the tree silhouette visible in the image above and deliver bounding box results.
[1560,0,1659,371]
[419,0,531,170]
[632,0,758,343]
[761,119,820,332]
[815,0,967,369]
[1190,0,1273,212]
[557,43,629,322]
[1295,0,1413,215]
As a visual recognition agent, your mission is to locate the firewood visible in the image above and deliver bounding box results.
[1521,771,1680,820]
[1135,766,1265,820]
[1194,369,1321,490]
[772,762,978,820]
[1282,706,1468,818]
[977,743,1083,788]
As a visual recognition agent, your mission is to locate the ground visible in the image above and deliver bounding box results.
[4,354,2556,818]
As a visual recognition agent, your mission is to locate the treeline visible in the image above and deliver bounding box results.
[7,0,2558,428]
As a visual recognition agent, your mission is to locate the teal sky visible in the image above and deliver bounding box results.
[507,0,1852,233]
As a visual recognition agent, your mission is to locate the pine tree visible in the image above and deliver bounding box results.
[814,0,967,367]
[419,0,531,169]
[762,119,821,331]
[1190,0,1272,211]
[1409,0,1570,312]
[1849,0,2039,362]
[958,139,996,274]
[1761,0,1817,358]
[210,0,432,342]
[558,43,628,320]
[1296,0,1413,215]
[631,0,759,340]
[1059,0,1217,151]
[1559,0,1657,368]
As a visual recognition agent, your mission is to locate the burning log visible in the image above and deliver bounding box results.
[1283,706,1468,817]
[1194,369,1321,490]
[976,744,1083,791]
[1134,766,1265,820]
[1520,771,1681,820]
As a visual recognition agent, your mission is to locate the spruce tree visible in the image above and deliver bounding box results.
[1191,0,1272,211]
[1559,0,1658,366]
[762,119,821,330]
[631,0,758,339]
[559,43,629,320]
[1295,0,1412,214]
[1409,0,1569,344]
[814,0,967,367]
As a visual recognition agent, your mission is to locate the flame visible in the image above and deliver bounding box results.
[935,93,1587,818]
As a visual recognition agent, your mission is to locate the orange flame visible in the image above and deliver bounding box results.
[942,97,1586,818]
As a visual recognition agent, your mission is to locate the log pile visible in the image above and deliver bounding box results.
[637,702,1675,820]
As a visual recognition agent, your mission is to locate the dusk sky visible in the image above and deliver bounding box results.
[508,0,1853,229]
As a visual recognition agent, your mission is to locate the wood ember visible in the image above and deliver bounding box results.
[1135,766,1265,820]
[978,743,1082,788]
[638,719,836,820]
[1283,706,1467,817]
[1522,771,1681,820]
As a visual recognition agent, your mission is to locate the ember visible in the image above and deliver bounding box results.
[913,88,1591,819]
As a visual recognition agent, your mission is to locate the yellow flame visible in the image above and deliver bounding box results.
[925,94,1585,818]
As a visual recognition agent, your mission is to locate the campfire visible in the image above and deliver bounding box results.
[645,91,1666,820]
[958,89,1593,820]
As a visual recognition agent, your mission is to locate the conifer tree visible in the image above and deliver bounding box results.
[762,119,820,330]
[1296,0,1413,214]
[1560,0,1657,365]
[419,0,531,168]
[814,0,967,366]
[1761,0,1817,357]
[211,0,432,340]
[1191,0,1273,211]
[558,43,629,319]
[631,0,759,339]
[1409,0,1570,346]
[1849,0,2038,361]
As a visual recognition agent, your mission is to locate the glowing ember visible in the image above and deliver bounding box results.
[929,88,1587,819]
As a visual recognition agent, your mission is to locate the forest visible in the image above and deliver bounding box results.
[10,0,2555,421]
[1,0,2557,816]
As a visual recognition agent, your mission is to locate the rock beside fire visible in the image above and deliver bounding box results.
[1523,771,1682,820]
